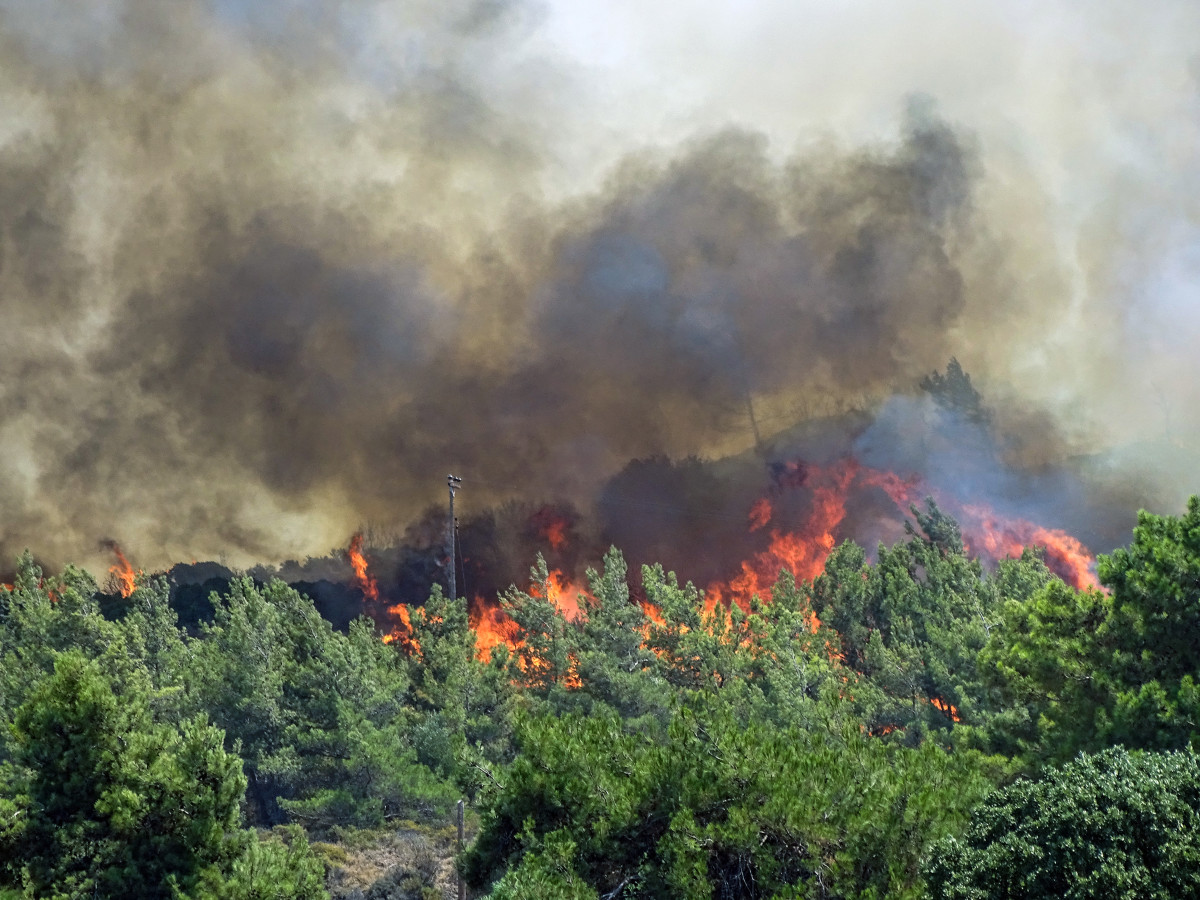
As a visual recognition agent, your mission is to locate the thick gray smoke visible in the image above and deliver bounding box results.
[0,0,1195,573]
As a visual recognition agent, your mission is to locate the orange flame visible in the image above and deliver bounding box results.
[699,456,1099,624]
[930,696,961,722]
[469,596,521,662]
[382,602,419,651]
[958,505,1100,591]
[639,599,666,627]
[347,533,419,650]
[531,568,588,622]
[346,533,379,602]
[530,506,573,552]
[365,456,1099,714]
[545,519,568,551]
[106,543,139,598]
[705,461,862,626]
[464,570,591,688]
[747,497,772,531]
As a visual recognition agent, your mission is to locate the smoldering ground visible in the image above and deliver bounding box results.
[0,0,1196,573]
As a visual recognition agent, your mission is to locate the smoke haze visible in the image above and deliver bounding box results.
[1,0,1197,573]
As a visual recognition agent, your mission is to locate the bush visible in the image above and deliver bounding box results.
[924,747,1200,899]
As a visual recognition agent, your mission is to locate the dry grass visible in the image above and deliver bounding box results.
[314,821,471,900]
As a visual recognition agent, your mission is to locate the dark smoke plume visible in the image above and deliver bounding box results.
[0,1,1193,574]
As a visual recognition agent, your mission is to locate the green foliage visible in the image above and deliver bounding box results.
[484,832,599,900]
[192,827,328,900]
[980,580,1113,761]
[463,704,990,899]
[406,584,517,798]
[501,555,578,696]
[813,502,1053,750]
[1,653,248,898]
[983,498,1200,762]
[6,487,1200,900]
[117,575,191,719]
[572,549,668,728]
[0,553,122,731]
[923,747,1200,899]
[194,578,455,828]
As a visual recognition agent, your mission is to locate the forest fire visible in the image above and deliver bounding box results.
[704,462,860,623]
[529,506,572,552]
[463,568,589,663]
[691,455,1100,634]
[102,540,139,599]
[469,597,521,661]
[958,507,1100,590]
[373,454,1102,669]
[930,697,961,722]
[346,533,378,603]
[382,604,416,650]
[347,533,418,650]
[534,568,589,622]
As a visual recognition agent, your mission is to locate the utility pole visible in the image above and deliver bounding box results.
[447,474,462,603]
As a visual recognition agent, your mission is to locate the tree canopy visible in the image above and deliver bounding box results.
[3,489,1200,898]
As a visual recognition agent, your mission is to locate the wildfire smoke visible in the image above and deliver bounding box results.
[0,1,1193,587]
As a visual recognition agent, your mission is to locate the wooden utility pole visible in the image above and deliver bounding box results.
[447,474,462,603]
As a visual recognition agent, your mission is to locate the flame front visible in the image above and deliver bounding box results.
[705,462,862,624]
[366,457,1100,723]
[698,457,1097,623]
[533,568,588,622]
